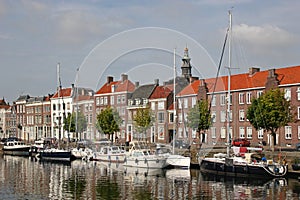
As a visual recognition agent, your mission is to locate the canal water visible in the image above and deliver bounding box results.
[0,155,300,200]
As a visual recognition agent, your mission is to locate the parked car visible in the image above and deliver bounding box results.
[232,138,250,147]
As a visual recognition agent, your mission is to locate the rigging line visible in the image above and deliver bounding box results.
[209,27,230,112]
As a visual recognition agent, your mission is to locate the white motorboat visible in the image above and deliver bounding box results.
[92,145,126,163]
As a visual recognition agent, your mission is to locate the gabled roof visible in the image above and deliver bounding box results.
[0,98,10,110]
[115,79,135,93]
[96,81,119,94]
[130,84,157,99]
[149,85,172,99]
[52,88,72,98]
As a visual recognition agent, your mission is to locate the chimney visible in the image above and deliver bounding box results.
[107,76,113,84]
[154,79,159,86]
[135,82,139,88]
[249,67,260,75]
[121,74,128,82]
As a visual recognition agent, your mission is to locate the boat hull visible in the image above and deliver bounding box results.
[3,147,30,156]
[39,149,73,162]
[166,154,191,169]
[200,158,287,178]
[93,153,125,163]
[124,156,167,169]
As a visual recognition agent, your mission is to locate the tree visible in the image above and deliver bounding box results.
[64,112,87,139]
[187,100,212,142]
[246,88,294,150]
[96,107,122,141]
[133,107,153,142]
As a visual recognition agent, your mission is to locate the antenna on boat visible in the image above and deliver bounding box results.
[173,48,176,155]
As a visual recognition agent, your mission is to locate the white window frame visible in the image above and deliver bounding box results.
[221,127,226,139]
[239,127,245,138]
[192,97,197,107]
[220,111,226,122]
[246,92,252,104]
[247,127,252,139]
[220,94,226,106]
[211,95,216,106]
[284,88,291,101]
[285,126,292,139]
[297,87,300,100]
[211,111,216,123]
[239,93,245,104]
[239,110,245,121]
[211,127,216,139]
[158,101,164,110]
[258,128,264,139]
[184,98,188,108]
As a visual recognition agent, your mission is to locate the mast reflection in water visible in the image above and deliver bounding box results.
[0,155,299,199]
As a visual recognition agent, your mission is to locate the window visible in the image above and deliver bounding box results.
[96,97,100,106]
[100,97,104,105]
[151,102,155,110]
[143,98,148,105]
[117,95,121,104]
[178,99,182,109]
[285,126,292,139]
[247,127,252,138]
[178,128,183,138]
[178,113,182,123]
[239,93,245,104]
[239,127,245,138]
[158,101,164,110]
[158,112,164,123]
[184,98,188,108]
[169,112,174,123]
[104,97,108,105]
[258,128,264,139]
[192,97,197,107]
[211,95,216,106]
[284,88,291,101]
[246,92,252,104]
[111,96,114,105]
[221,127,226,139]
[211,111,216,123]
[220,94,226,106]
[135,98,140,105]
[297,87,300,100]
[122,95,126,103]
[239,110,245,121]
[211,127,216,139]
[298,107,300,119]
[220,111,226,122]
[257,90,263,98]
[298,126,300,139]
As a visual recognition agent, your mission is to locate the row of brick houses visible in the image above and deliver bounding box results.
[1,47,300,147]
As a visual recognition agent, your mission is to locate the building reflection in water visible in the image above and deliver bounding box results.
[0,156,299,199]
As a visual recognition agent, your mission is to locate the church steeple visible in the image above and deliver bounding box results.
[181,47,192,79]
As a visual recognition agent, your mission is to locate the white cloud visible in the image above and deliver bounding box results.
[233,24,296,47]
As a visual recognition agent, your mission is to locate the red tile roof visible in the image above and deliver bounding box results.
[177,65,300,96]
[52,88,72,98]
[95,81,119,94]
[149,86,172,99]
[96,79,135,95]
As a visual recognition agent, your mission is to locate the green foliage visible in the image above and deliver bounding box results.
[133,107,153,134]
[96,107,121,137]
[247,88,293,135]
[187,100,212,133]
[63,112,87,133]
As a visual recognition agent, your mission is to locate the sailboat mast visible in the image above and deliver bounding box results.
[173,48,176,154]
[227,10,232,156]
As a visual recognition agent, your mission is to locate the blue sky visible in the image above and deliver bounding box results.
[1,0,299,103]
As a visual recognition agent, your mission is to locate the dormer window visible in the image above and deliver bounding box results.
[143,98,148,105]
[128,99,133,106]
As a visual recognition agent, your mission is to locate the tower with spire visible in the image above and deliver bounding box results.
[181,47,192,79]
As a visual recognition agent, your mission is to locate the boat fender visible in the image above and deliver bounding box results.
[124,157,127,163]
[144,158,147,164]
[156,159,159,163]
[135,159,138,164]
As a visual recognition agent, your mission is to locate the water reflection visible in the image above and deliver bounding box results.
[0,155,300,199]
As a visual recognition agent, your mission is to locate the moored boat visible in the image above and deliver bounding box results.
[38,148,74,162]
[124,141,168,169]
[92,145,126,163]
[3,140,31,156]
